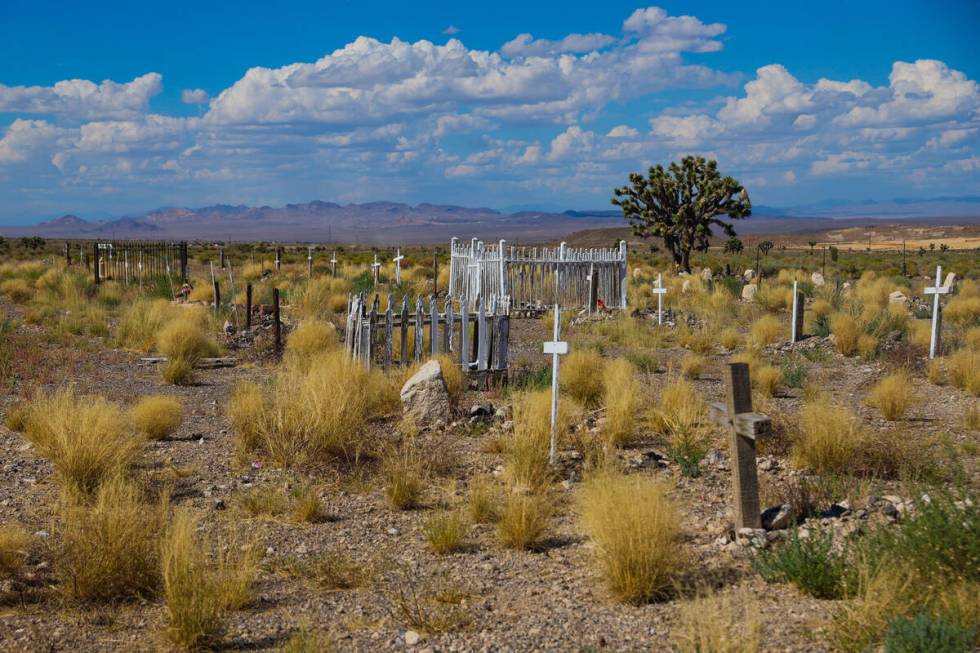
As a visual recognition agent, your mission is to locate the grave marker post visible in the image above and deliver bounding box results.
[393,248,404,285]
[245,284,253,329]
[924,265,950,359]
[273,287,282,356]
[371,254,381,286]
[331,251,338,278]
[709,363,771,530]
[307,247,313,278]
[543,305,569,465]
[652,273,668,325]
[790,280,804,343]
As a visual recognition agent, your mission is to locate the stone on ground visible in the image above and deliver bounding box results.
[400,359,451,427]
[762,504,793,530]
[743,269,755,281]
[889,290,909,305]
[811,271,825,286]
[741,283,758,301]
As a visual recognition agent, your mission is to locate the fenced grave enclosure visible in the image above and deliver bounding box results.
[91,241,189,286]
[344,293,510,375]
[448,237,628,313]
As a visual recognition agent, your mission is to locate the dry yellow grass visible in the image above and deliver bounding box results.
[161,509,227,650]
[505,390,575,491]
[0,278,33,302]
[55,476,164,601]
[948,349,980,396]
[680,353,705,380]
[909,320,932,349]
[157,316,219,385]
[436,354,464,406]
[561,349,605,407]
[423,511,466,554]
[577,472,683,603]
[227,350,397,466]
[672,587,762,653]
[965,326,980,351]
[857,334,877,360]
[868,373,914,420]
[467,475,500,524]
[116,299,181,352]
[831,314,860,356]
[792,396,865,474]
[649,376,706,437]
[754,365,782,397]
[496,492,550,550]
[24,387,145,496]
[810,298,833,319]
[383,443,427,510]
[602,358,640,447]
[187,281,214,304]
[926,359,945,385]
[131,395,183,440]
[0,524,30,580]
[749,314,783,346]
[944,294,980,328]
[718,327,741,351]
[284,320,339,369]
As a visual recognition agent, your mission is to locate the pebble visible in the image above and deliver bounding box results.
[387,528,400,536]
[405,630,422,646]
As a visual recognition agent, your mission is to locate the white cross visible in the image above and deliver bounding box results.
[924,264,950,359]
[790,279,800,343]
[393,248,404,285]
[652,272,668,325]
[371,254,381,285]
[543,304,569,465]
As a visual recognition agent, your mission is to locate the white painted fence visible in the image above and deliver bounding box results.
[447,237,628,311]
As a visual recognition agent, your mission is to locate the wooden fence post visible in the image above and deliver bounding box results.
[791,280,805,343]
[245,284,253,329]
[93,243,100,285]
[273,288,282,356]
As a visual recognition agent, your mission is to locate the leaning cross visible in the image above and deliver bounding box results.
[393,248,404,285]
[924,264,950,359]
[652,273,668,325]
[371,254,381,286]
[790,279,805,343]
[543,304,569,465]
[709,363,772,530]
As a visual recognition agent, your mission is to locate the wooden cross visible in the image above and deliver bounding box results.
[709,363,772,529]
[924,264,950,359]
[371,254,381,286]
[275,247,281,271]
[790,279,804,343]
[331,251,338,278]
[543,304,569,464]
[307,247,313,278]
[652,273,668,325]
[393,248,404,285]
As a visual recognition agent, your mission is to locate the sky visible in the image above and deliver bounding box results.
[0,0,978,224]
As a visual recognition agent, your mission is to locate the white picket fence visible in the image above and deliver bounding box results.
[447,238,628,311]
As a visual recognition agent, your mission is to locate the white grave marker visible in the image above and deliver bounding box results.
[393,248,404,285]
[924,264,950,359]
[371,254,381,286]
[652,273,668,325]
[331,251,338,278]
[543,304,569,464]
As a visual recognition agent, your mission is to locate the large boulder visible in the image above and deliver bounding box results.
[741,283,758,301]
[400,359,451,427]
[811,272,825,287]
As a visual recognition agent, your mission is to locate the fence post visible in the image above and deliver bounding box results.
[499,239,507,300]
[429,295,439,356]
[433,252,439,296]
[245,284,253,329]
[619,240,628,309]
[448,237,458,298]
[93,243,100,285]
[65,242,71,266]
[273,288,282,356]
[400,297,409,365]
[180,242,188,283]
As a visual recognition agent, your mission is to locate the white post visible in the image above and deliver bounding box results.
[449,237,458,297]
[393,248,404,285]
[619,240,628,309]
[371,254,381,286]
[653,273,668,325]
[543,305,569,465]
[791,280,799,343]
[924,265,949,359]
[331,251,338,278]
[499,239,507,300]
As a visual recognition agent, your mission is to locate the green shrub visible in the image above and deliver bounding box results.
[883,612,976,653]
[753,529,848,599]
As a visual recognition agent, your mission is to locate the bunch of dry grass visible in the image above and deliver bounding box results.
[577,472,683,603]
[292,277,351,321]
[496,492,550,550]
[831,314,860,356]
[0,278,33,303]
[55,476,164,601]
[750,315,783,346]
[753,365,782,397]
[672,587,762,653]
[857,334,878,360]
[157,317,219,385]
[227,351,397,466]
[0,524,30,580]
[602,358,640,447]
[868,373,914,420]
[160,510,227,650]
[561,349,605,407]
[719,327,741,351]
[467,475,500,524]
[187,282,214,304]
[948,349,980,396]
[289,485,327,523]
[284,319,339,369]
[505,390,572,491]
[792,395,866,474]
[423,511,466,554]
[944,294,980,328]
[908,320,932,350]
[436,354,465,406]
[926,359,945,385]
[130,395,183,440]
[24,387,144,496]
[383,443,427,510]
[649,376,706,437]
[680,353,705,380]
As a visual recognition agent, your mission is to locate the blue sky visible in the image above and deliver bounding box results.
[0,0,977,223]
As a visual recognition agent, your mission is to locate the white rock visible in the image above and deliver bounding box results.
[741,283,758,301]
[405,631,422,646]
[888,290,909,305]
[811,272,825,286]
[743,269,755,282]
[700,268,713,282]
[400,359,451,427]
[681,279,693,294]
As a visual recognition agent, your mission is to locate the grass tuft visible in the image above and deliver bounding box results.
[672,587,762,653]
[0,524,30,580]
[602,358,640,447]
[561,350,605,407]
[131,395,183,440]
[423,511,466,554]
[496,492,550,550]
[868,373,914,421]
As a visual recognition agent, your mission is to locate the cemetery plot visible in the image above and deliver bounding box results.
[0,238,976,652]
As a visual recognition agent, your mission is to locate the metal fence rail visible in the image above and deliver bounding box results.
[448,237,627,311]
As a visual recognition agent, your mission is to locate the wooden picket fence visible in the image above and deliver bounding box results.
[448,237,627,312]
[92,241,188,286]
[344,293,510,373]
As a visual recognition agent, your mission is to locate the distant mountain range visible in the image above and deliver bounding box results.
[3,196,978,244]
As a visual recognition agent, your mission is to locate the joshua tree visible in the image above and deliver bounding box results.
[724,237,744,254]
[612,156,751,272]
[808,240,817,253]
[756,240,774,272]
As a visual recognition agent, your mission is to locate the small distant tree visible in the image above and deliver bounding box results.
[808,240,817,253]
[756,240,774,272]
[829,245,839,262]
[612,156,751,272]
[939,243,949,253]
[724,237,744,254]
[929,243,936,251]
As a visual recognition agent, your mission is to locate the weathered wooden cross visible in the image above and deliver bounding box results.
[307,247,314,278]
[393,248,404,285]
[331,251,338,278]
[543,304,569,464]
[924,264,950,359]
[371,254,381,286]
[790,280,805,343]
[275,247,281,271]
[709,363,772,529]
[652,273,668,325]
